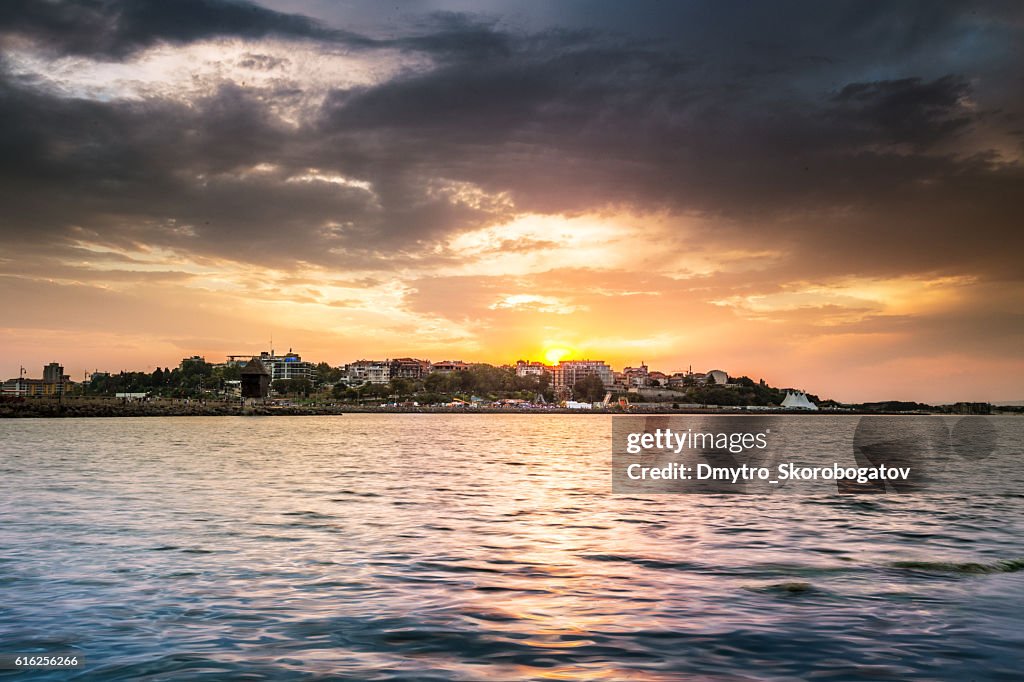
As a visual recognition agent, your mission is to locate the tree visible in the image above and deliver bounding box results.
[463,364,512,395]
[361,382,388,400]
[180,358,214,379]
[572,374,606,402]
[538,372,554,402]
[316,362,342,384]
[423,372,448,393]
[389,378,412,397]
[273,378,313,396]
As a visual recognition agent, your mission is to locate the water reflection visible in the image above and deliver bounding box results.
[0,415,1022,680]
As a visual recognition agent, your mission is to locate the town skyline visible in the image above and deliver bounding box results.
[2,1,1022,404]
[2,346,1016,406]
[4,351,742,389]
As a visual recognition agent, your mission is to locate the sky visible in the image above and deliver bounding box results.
[1,0,1022,403]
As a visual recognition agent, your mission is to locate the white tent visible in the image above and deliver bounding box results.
[781,390,818,410]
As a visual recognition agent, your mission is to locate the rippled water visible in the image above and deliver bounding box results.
[2,415,1023,680]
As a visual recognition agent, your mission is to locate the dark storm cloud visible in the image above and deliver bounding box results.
[0,0,374,59]
[0,1,1022,281]
[309,13,1023,276]
[396,11,516,63]
[0,67,378,266]
[830,75,974,148]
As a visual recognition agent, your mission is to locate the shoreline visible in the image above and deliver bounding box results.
[0,398,998,418]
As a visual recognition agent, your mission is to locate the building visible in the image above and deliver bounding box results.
[648,371,669,385]
[3,363,71,397]
[515,360,549,377]
[667,372,693,389]
[2,378,39,396]
[42,362,65,383]
[258,349,314,383]
[622,363,649,387]
[431,360,470,373]
[706,369,729,386]
[344,360,391,385]
[549,360,614,394]
[240,358,271,399]
[390,357,431,380]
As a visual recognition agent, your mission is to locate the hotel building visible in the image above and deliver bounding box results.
[258,349,314,383]
[549,360,614,393]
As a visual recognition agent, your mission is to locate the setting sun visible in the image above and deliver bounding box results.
[544,347,571,364]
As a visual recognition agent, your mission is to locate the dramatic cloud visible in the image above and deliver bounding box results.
[0,0,371,58]
[830,75,974,148]
[0,0,1022,402]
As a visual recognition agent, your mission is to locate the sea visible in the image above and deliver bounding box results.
[1,414,1022,680]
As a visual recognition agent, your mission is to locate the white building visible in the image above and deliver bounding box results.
[345,360,391,385]
[258,349,314,383]
[515,360,549,377]
[706,369,729,385]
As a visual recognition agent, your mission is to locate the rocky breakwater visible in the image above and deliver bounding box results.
[0,398,344,418]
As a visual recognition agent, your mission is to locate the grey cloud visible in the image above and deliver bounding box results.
[238,52,290,70]
[830,75,974,148]
[395,11,516,63]
[310,20,1022,277]
[0,0,375,60]
[0,3,1021,285]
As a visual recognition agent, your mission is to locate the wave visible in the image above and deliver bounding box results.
[891,558,1024,574]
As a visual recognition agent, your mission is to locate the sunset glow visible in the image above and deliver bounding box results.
[544,348,572,365]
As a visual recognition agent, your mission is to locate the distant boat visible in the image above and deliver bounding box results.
[781,390,818,410]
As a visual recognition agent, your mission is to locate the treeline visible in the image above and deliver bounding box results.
[76,360,559,402]
[81,358,227,398]
[621,376,823,408]
[332,365,554,403]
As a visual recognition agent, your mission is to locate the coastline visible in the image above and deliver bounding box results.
[0,397,998,418]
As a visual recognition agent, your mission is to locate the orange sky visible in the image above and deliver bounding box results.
[2,209,1021,403]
